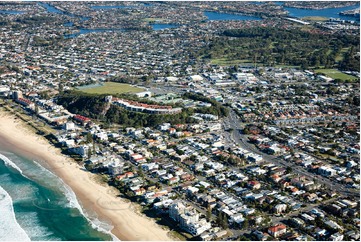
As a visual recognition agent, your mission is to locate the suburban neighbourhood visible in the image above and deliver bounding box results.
[0,1,359,241]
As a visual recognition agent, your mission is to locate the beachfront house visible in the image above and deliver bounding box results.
[169,200,211,236]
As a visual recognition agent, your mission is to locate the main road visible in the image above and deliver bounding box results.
[224,109,359,199]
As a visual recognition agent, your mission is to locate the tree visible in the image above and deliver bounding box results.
[190,155,197,161]
[286,166,293,173]
[125,190,133,198]
[58,82,64,93]
[176,149,185,155]
[86,132,93,143]
[216,212,223,225]
[34,103,39,116]
[217,213,228,229]
[238,235,250,241]
[206,205,212,222]
[87,148,92,159]
[198,186,206,193]
[222,213,229,229]
[155,182,162,189]
[137,167,144,178]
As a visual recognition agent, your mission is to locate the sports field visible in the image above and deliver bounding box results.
[80,82,144,94]
[314,69,356,81]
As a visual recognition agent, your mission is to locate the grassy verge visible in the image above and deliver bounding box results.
[1,102,56,135]
[169,230,188,241]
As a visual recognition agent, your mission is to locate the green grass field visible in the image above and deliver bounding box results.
[211,58,252,66]
[315,69,356,81]
[80,82,144,95]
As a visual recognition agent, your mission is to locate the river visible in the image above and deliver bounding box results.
[204,11,262,21]
[278,2,360,22]
[0,10,24,14]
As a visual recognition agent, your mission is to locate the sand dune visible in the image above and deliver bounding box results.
[0,111,173,241]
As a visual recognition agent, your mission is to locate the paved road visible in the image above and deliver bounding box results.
[270,195,341,225]
[224,109,359,199]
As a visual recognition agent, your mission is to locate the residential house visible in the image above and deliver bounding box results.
[329,232,344,241]
[248,180,261,190]
[268,224,287,238]
[274,204,287,214]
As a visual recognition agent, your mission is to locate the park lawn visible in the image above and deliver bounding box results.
[80,82,144,95]
[301,16,328,21]
[335,47,349,62]
[315,69,356,81]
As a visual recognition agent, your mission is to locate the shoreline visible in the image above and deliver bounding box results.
[0,110,173,241]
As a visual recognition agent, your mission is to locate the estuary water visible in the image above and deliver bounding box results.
[0,150,115,241]
[204,11,262,21]
[275,2,360,22]
[0,10,24,14]
[150,23,179,30]
[284,4,360,22]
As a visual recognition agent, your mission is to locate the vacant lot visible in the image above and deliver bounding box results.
[315,69,356,81]
[80,82,144,94]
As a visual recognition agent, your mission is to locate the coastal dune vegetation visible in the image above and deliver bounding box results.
[57,91,228,128]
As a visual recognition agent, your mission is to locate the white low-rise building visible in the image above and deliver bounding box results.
[318,166,337,177]
[169,200,211,236]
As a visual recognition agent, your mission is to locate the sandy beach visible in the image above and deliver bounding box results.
[0,111,173,241]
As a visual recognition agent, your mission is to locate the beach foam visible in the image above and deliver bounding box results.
[0,185,31,241]
[16,211,57,241]
[0,153,26,177]
[62,178,120,241]
[33,160,119,241]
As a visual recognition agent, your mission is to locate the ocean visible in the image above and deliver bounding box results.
[0,150,116,241]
